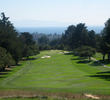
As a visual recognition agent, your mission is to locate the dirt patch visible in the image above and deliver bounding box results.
[0,91,85,99]
[0,91,110,99]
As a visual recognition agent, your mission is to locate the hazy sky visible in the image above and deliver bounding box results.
[1,0,110,27]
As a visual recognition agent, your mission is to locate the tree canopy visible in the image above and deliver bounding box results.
[0,13,39,70]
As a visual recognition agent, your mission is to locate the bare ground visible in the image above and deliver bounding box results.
[0,90,110,99]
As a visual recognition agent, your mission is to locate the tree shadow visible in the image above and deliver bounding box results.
[70,57,86,61]
[0,72,8,75]
[0,76,7,78]
[89,71,110,81]
[0,72,9,78]
[64,53,73,55]
[16,64,22,66]
[97,71,110,74]
[27,58,38,60]
[99,59,110,65]
[22,57,38,61]
[70,58,81,60]
[0,69,11,78]
[0,69,12,72]
[77,60,91,64]
[89,61,102,66]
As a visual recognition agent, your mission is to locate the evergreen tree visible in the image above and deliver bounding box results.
[0,12,22,64]
[19,32,39,59]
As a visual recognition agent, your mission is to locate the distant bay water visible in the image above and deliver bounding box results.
[16,26,104,34]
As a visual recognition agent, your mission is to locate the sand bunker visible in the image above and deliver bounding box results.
[85,94,100,99]
[41,55,51,58]
[64,51,70,53]
[59,52,63,53]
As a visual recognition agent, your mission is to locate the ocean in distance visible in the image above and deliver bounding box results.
[16,26,104,34]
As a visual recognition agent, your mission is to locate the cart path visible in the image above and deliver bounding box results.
[91,57,110,68]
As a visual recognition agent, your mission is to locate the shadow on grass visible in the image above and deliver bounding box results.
[97,71,110,74]
[22,57,38,61]
[0,69,12,72]
[89,61,102,66]
[64,53,73,55]
[0,70,11,78]
[0,72,8,75]
[89,71,110,81]
[70,58,81,60]
[76,57,92,64]
[99,59,110,65]
[70,57,87,60]
[28,58,38,60]
[17,64,22,66]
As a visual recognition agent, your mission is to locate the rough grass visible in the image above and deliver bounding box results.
[0,50,110,99]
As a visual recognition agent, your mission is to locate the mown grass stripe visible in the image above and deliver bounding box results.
[0,50,110,95]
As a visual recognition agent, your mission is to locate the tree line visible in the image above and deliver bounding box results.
[1,12,110,71]
[37,20,110,62]
[62,20,110,61]
[0,13,39,70]
[32,32,62,42]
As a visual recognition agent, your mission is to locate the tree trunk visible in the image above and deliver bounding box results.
[16,61,18,65]
[2,66,5,70]
[8,65,10,68]
[108,55,110,62]
[27,56,29,60]
[103,54,105,61]
[89,56,91,61]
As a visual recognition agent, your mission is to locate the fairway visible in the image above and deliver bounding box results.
[0,50,110,95]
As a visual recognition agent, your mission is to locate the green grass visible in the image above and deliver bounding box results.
[93,53,110,66]
[0,61,26,81]
[0,50,110,96]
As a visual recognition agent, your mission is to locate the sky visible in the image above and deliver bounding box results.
[1,0,110,27]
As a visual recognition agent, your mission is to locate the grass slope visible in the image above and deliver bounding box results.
[0,50,110,95]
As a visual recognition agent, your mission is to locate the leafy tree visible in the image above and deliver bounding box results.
[88,30,96,48]
[103,18,110,44]
[95,34,102,52]
[99,18,110,61]
[43,45,51,50]
[74,46,96,61]
[73,23,88,48]
[59,43,64,50]
[19,32,39,59]
[0,47,15,70]
[39,45,43,50]
[49,38,62,47]
[53,44,59,49]
[0,12,9,26]
[38,36,49,46]
[62,25,75,49]
[100,42,109,61]
[62,23,91,50]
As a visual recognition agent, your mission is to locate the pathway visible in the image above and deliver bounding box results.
[91,57,110,69]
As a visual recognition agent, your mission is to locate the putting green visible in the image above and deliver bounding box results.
[0,50,110,94]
